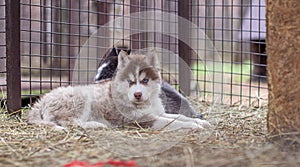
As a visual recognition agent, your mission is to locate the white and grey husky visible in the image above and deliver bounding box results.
[28,51,211,130]
[94,47,203,119]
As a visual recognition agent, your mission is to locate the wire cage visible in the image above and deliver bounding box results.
[0,0,6,107]
[0,0,267,112]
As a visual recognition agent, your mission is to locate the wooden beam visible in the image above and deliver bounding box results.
[267,0,300,135]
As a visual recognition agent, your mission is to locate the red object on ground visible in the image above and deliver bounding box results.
[63,159,138,167]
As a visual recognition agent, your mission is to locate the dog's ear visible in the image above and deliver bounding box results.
[117,50,129,69]
[117,48,131,55]
[146,52,160,69]
[146,51,162,83]
[108,47,118,57]
[126,49,131,55]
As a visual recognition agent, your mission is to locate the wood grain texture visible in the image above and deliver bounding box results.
[267,0,300,135]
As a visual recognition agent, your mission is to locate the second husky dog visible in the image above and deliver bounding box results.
[28,51,211,130]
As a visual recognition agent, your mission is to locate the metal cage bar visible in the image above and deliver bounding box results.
[5,0,21,114]
[178,0,191,96]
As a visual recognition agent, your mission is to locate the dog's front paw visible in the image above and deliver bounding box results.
[193,119,212,129]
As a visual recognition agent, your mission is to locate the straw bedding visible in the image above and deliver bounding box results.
[0,101,299,167]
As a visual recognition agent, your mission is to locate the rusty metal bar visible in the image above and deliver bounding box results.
[68,1,79,84]
[97,1,109,63]
[130,0,139,50]
[130,0,148,50]
[5,0,21,114]
[41,0,49,64]
[139,1,147,49]
[52,0,62,78]
[178,0,191,96]
[97,1,109,26]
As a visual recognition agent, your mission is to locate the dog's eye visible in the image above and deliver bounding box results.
[141,78,149,84]
[127,80,135,86]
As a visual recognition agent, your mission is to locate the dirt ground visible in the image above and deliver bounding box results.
[0,103,299,167]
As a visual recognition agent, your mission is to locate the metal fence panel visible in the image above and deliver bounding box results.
[0,0,267,112]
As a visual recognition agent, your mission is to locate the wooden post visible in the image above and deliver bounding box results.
[267,0,300,135]
[6,0,21,115]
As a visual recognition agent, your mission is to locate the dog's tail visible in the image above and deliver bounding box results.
[28,101,57,127]
[28,101,41,123]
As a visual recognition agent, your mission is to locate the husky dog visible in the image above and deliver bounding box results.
[28,51,211,130]
[95,47,203,119]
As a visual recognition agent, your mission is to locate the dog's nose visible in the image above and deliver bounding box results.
[134,92,142,100]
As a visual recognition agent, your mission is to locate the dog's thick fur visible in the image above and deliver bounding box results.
[28,51,211,130]
[95,47,202,118]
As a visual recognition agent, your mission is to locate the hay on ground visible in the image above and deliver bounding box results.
[0,103,299,167]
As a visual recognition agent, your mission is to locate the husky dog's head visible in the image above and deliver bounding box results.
[112,50,161,108]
